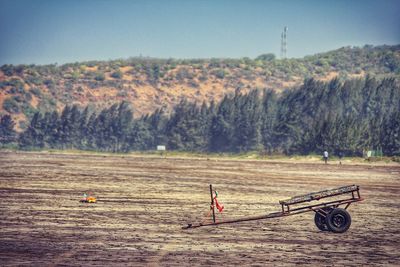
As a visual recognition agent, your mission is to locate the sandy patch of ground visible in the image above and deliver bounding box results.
[0,151,399,266]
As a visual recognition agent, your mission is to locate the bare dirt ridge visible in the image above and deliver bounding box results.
[0,151,399,266]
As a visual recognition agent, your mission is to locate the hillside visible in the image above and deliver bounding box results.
[0,44,399,130]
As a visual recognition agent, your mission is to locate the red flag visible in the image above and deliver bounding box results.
[214,196,224,212]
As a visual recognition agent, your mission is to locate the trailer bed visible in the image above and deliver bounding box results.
[279,185,359,205]
[183,184,363,232]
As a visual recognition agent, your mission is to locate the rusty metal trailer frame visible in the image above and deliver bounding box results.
[279,184,362,215]
[183,185,363,231]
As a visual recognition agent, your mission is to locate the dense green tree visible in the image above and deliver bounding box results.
[261,90,277,153]
[209,96,235,152]
[128,119,153,151]
[233,90,263,151]
[0,115,16,144]
[16,76,400,156]
[165,100,208,151]
[19,112,44,148]
[381,111,400,156]
[141,108,167,149]
[113,102,133,151]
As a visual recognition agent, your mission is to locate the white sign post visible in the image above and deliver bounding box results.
[157,145,166,151]
[157,145,166,157]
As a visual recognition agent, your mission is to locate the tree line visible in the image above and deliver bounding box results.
[1,76,399,156]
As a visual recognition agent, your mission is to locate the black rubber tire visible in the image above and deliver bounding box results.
[326,208,351,233]
[314,208,332,231]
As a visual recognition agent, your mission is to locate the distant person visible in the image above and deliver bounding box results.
[338,151,344,165]
[323,150,329,164]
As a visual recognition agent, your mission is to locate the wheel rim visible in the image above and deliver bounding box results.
[332,214,346,227]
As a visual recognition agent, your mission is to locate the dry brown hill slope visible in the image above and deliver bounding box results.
[0,45,399,129]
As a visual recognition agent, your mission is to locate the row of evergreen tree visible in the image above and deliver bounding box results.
[1,77,399,156]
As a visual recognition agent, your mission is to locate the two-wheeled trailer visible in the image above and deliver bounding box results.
[183,184,363,233]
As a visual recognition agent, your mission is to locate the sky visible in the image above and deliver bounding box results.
[0,0,399,65]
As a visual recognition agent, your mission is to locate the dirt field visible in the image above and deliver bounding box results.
[0,151,399,266]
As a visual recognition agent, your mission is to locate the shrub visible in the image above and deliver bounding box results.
[3,78,24,88]
[111,70,123,79]
[13,95,23,103]
[117,90,128,97]
[30,88,42,96]
[21,103,36,119]
[17,86,26,94]
[213,69,226,79]
[71,71,80,80]
[26,76,43,85]
[95,72,105,81]
[199,74,208,82]
[44,79,55,87]
[176,68,194,81]
[0,82,6,89]
[0,64,14,76]
[256,53,276,61]
[37,98,56,112]
[25,92,32,101]
[188,80,199,88]
[3,98,20,113]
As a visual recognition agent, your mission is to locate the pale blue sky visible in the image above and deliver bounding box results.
[0,0,399,65]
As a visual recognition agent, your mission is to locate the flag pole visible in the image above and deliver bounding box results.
[210,184,216,223]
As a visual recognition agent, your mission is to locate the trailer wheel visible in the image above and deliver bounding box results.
[314,208,332,231]
[326,208,351,233]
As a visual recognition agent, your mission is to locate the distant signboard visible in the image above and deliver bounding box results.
[366,150,383,158]
[157,145,166,151]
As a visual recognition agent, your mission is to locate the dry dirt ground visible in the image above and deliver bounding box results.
[0,151,399,266]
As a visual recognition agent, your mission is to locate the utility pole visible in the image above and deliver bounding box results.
[280,26,288,59]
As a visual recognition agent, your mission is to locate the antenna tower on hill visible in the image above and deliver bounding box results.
[280,26,288,59]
